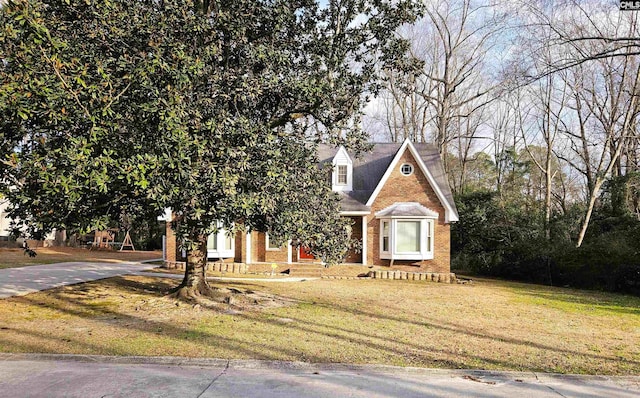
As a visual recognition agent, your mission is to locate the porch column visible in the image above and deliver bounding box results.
[245,232,252,264]
[362,215,367,266]
[287,239,292,264]
[162,235,166,261]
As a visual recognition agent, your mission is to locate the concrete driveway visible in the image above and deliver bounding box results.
[0,355,638,398]
[0,261,320,299]
[0,261,159,298]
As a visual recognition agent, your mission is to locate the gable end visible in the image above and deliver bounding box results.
[365,140,458,223]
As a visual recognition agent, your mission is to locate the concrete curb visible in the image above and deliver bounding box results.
[0,353,638,383]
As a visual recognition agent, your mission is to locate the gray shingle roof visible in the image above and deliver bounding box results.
[318,142,458,219]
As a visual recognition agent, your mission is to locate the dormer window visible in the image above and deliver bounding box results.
[332,146,353,192]
[337,165,348,185]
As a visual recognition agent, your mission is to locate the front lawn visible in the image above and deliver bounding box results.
[0,275,638,375]
[0,247,163,269]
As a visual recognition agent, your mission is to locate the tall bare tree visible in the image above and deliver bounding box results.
[377,0,507,166]
[521,72,569,239]
[571,58,640,247]
[514,0,640,246]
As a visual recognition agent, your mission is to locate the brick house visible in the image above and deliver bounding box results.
[165,139,458,272]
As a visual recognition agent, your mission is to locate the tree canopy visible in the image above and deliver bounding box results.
[0,0,420,296]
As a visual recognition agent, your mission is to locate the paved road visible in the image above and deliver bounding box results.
[0,355,638,398]
[0,261,158,298]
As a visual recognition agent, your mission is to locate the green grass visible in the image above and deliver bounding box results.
[0,275,638,375]
[511,284,640,316]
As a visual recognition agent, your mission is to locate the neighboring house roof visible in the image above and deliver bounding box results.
[318,140,459,222]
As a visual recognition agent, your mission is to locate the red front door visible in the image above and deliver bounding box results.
[299,246,315,260]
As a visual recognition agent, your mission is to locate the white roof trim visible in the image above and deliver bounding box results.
[365,139,458,223]
[332,146,353,165]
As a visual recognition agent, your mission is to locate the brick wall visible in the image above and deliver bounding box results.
[265,244,289,263]
[367,149,451,273]
[235,232,245,263]
[254,232,289,263]
[165,222,176,262]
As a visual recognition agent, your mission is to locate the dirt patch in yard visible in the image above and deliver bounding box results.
[85,276,297,314]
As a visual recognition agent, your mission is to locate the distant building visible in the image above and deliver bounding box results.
[0,198,65,246]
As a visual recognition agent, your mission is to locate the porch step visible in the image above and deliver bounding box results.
[287,268,323,277]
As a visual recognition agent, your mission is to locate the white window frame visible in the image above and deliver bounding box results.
[336,165,348,185]
[207,223,235,259]
[379,217,435,260]
[400,163,414,176]
[266,233,282,251]
[381,220,390,254]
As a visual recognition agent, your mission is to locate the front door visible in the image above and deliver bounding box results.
[299,246,315,260]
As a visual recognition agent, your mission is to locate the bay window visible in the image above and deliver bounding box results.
[396,221,421,253]
[376,202,437,261]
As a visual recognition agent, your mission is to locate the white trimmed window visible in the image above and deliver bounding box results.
[337,165,348,185]
[266,234,281,251]
[207,223,234,259]
[400,163,414,176]
[376,202,437,261]
[381,221,390,253]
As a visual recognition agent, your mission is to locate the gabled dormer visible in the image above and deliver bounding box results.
[332,146,353,192]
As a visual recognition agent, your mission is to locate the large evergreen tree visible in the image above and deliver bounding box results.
[0,0,419,297]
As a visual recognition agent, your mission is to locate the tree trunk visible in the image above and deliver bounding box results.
[576,63,640,247]
[576,178,603,248]
[544,167,552,240]
[170,232,215,299]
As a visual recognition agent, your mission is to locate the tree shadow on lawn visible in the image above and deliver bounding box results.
[3,276,638,374]
[273,300,640,373]
[4,279,315,362]
[198,280,640,373]
[5,284,515,372]
[1,277,487,369]
[80,277,177,297]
